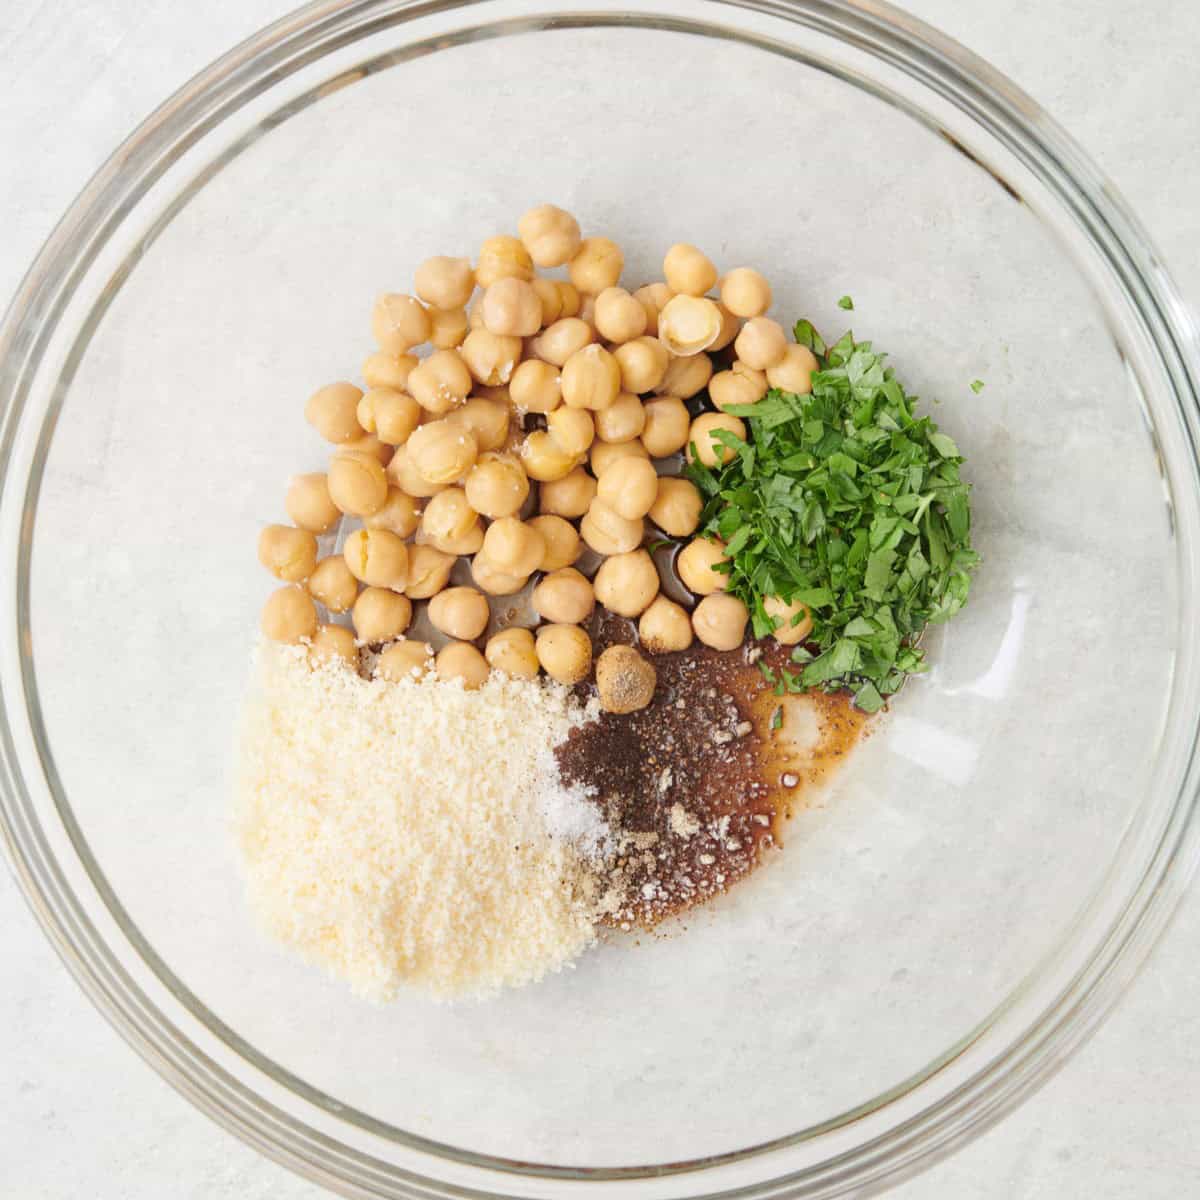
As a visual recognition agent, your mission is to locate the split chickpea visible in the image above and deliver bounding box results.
[658,295,722,357]
[343,528,409,590]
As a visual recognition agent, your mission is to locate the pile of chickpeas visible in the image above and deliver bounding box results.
[258,205,817,699]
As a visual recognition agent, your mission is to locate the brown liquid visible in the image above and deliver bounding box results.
[556,616,871,929]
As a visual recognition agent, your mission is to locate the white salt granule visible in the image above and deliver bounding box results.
[236,642,603,1002]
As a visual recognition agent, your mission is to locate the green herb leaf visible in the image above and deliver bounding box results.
[771,705,784,731]
[970,379,985,394]
[693,318,979,709]
[837,295,854,310]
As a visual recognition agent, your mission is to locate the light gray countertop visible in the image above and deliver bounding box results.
[2,1,1198,1196]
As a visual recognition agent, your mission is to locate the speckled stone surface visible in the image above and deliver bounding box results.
[1,1,1198,1196]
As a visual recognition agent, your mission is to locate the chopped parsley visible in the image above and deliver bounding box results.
[686,320,979,712]
[970,379,985,394]
[771,705,784,731]
[837,295,854,311]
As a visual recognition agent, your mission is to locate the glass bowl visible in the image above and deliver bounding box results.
[2,1,1199,1196]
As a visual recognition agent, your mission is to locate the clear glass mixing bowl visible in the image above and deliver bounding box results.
[2,1,1199,1197]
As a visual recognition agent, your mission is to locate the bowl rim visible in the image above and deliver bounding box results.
[2,0,1199,1197]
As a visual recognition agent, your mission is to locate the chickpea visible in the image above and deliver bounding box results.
[539,466,596,518]
[764,595,813,645]
[734,316,788,370]
[419,487,484,555]
[663,243,718,296]
[309,623,359,668]
[364,487,420,538]
[343,528,409,590]
[535,623,592,685]
[657,352,713,400]
[460,328,522,387]
[640,396,691,457]
[556,281,582,318]
[435,641,490,688]
[595,644,657,714]
[341,431,394,466]
[482,516,545,576]
[285,473,340,533]
[766,343,819,395]
[692,592,749,651]
[307,556,359,613]
[427,306,469,350]
[710,301,741,352]
[470,551,529,596]
[261,586,318,643]
[613,336,669,395]
[405,417,478,484]
[510,358,562,414]
[386,443,447,498]
[648,476,702,537]
[561,343,620,411]
[476,235,533,288]
[546,406,595,457]
[352,586,413,643]
[520,430,581,482]
[710,366,767,412]
[485,627,540,680]
[405,544,456,599]
[357,387,421,444]
[414,255,475,310]
[581,497,643,556]
[531,278,563,327]
[454,396,510,453]
[593,548,660,617]
[407,349,472,414]
[568,236,624,295]
[719,267,773,318]
[687,412,747,467]
[305,382,365,443]
[530,317,593,367]
[596,455,658,520]
[593,287,648,344]
[532,568,594,624]
[591,438,649,476]
[362,351,418,392]
[371,293,431,354]
[527,514,581,570]
[480,277,542,338]
[377,638,434,681]
[257,524,317,583]
[465,452,528,519]
[633,282,673,336]
[638,595,694,654]
[428,586,491,641]
[518,204,582,267]
[328,450,389,516]
[658,295,722,357]
[677,536,730,595]
[593,391,646,444]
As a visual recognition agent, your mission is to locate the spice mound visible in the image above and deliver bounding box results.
[236,643,608,1002]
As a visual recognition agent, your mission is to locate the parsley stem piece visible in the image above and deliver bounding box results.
[685,319,979,708]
